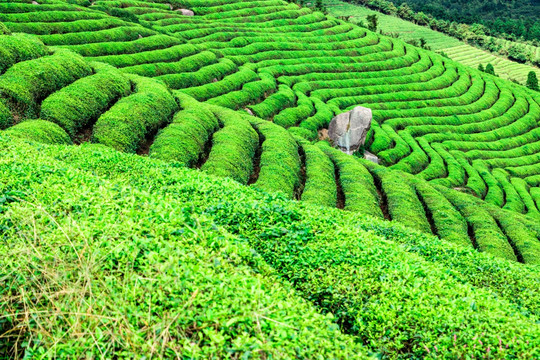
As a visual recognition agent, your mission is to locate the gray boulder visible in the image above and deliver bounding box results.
[176,9,195,16]
[364,150,379,164]
[328,106,372,154]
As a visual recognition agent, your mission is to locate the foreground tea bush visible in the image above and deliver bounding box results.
[1,137,537,358]
[4,119,72,145]
[0,136,367,359]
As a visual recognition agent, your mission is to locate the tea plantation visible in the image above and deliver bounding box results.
[325,0,540,84]
[0,0,539,358]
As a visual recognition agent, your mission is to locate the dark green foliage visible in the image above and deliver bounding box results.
[366,14,378,32]
[0,49,92,125]
[485,63,496,76]
[526,71,539,91]
[40,63,131,138]
[4,119,72,145]
[93,76,177,153]
[150,93,219,166]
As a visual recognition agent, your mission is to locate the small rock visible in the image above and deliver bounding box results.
[176,8,194,16]
[245,108,254,116]
[364,151,379,164]
[138,34,143,39]
[212,78,218,83]
[31,1,39,4]
[328,106,372,154]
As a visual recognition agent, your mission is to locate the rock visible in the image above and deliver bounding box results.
[245,108,254,116]
[364,151,379,164]
[328,106,372,154]
[31,1,39,4]
[212,78,218,83]
[176,8,194,16]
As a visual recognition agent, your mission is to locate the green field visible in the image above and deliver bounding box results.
[1,0,540,358]
[326,0,540,84]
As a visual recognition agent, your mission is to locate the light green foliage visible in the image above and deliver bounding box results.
[0,136,368,359]
[0,34,48,75]
[92,75,178,153]
[319,143,383,217]
[150,92,219,166]
[0,48,92,125]
[438,185,518,261]
[1,138,540,358]
[0,21,10,35]
[0,1,540,356]
[363,160,432,233]
[298,140,337,207]
[4,119,72,145]
[40,63,131,137]
[250,118,301,199]
[201,105,259,184]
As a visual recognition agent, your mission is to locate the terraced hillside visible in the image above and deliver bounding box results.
[325,0,540,84]
[1,0,540,357]
[2,0,540,265]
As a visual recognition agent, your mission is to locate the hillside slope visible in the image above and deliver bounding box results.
[2,0,540,264]
[326,0,540,83]
[1,135,539,358]
[1,1,540,356]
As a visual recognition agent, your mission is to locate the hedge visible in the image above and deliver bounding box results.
[40,63,131,138]
[201,105,259,185]
[4,119,72,145]
[0,48,92,127]
[250,118,301,199]
[319,143,383,218]
[93,75,177,153]
[0,33,49,75]
[150,93,219,166]
[298,139,337,208]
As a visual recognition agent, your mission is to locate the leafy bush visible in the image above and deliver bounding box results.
[0,34,49,75]
[298,139,337,207]
[319,143,383,217]
[150,93,219,166]
[0,48,92,125]
[92,75,177,153]
[250,118,301,199]
[4,119,72,145]
[201,105,259,184]
[40,63,131,137]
